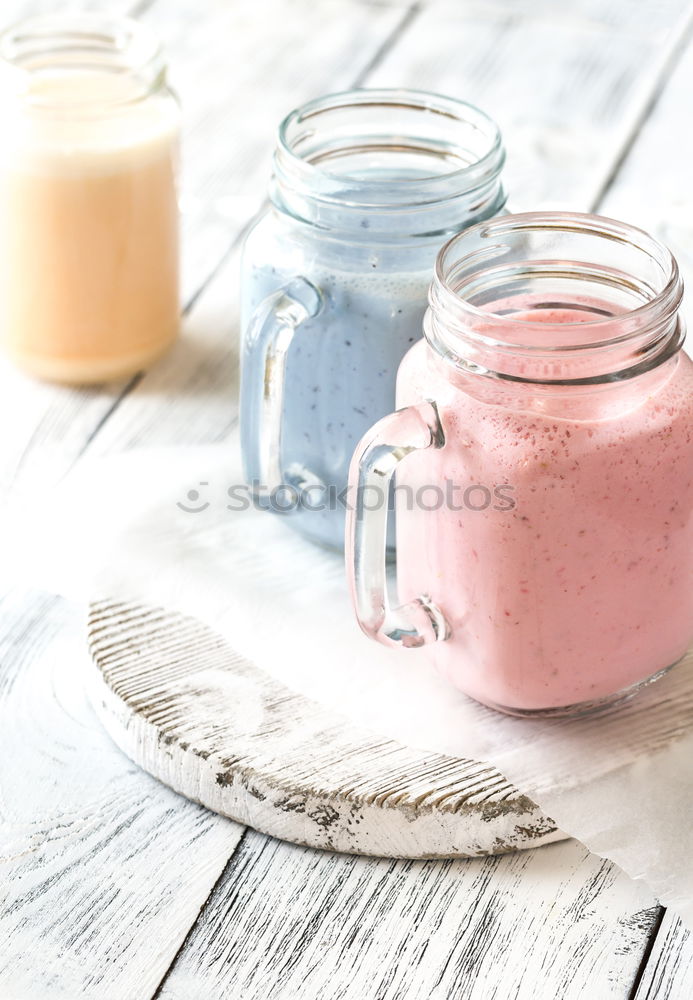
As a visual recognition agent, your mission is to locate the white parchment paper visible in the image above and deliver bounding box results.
[5,435,692,925]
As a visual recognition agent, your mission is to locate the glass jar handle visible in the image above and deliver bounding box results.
[346,400,450,648]
[243,277,322,494]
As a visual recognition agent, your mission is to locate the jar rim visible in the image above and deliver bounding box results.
[0,12,165,109]
[275,87,505,200]
[431,211,683,354]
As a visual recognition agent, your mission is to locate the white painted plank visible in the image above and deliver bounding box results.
[361,0,688,25]
[0,589,243,1000]
[0,0,141,20]
[634,912,693,1000]
[597,13,693,302]
[87,599,564,858]
[142,0,407,302]
[440,0,690,33]
[157,831,659,1000]
[366,0,693,211]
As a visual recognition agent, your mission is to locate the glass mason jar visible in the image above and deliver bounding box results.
[240,88,506,550]
[0,13,180,383]
[347,212,693,717]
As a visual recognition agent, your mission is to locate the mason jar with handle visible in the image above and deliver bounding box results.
[346,212,693,717]
[239,88,506,550]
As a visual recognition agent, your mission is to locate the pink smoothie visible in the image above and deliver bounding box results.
[395,307,693,713]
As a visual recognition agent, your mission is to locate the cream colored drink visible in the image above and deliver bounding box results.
[0,20,179,383]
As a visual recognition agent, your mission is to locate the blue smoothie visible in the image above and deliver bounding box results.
[240,215,434,550]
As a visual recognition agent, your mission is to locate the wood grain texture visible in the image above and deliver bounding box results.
[597,4,693,292]
[88,599,564,858]
[634,912,693,1000]
[366,0,693,211]
[0,590,243,1000]
[156,831,659,1000]
[0,0,142,18]
[143,0,408,302]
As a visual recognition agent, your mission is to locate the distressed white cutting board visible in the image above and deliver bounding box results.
[87,598,565,858]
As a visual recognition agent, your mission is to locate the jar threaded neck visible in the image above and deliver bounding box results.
[270,88,506,240]
[0,13,165,108]
[426,211,684,385]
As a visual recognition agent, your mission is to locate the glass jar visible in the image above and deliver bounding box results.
[0,13,180,383]
[240,88,506,550]
[347,212,693,717]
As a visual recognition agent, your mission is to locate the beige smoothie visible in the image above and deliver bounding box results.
[0,70,179,383]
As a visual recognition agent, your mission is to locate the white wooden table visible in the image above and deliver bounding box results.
[2,0,693,996]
